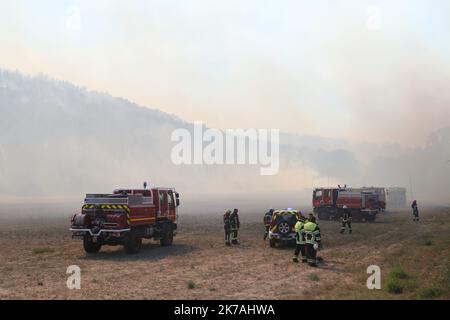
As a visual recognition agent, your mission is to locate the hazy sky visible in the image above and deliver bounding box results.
[1,0,450,147]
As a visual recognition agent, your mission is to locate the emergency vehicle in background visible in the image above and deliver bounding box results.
[70,182,180,254]
[312,186,380,222]
[386,187,407,208]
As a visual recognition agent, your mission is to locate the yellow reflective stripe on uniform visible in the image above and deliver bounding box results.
[295,221,304,233]
[295,221,305,244]
[304,222,317,231]
[304,230,314,244]
[314,230,321,241]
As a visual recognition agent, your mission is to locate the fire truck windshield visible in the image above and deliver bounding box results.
[314,190,322,199]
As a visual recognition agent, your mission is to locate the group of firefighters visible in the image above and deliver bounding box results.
[291,212,322,267]
[223,208,323,267]
[266,209,324,267]
[223,209,240,246]
[222,200,420,267]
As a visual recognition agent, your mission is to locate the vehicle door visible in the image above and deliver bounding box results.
[159,190,169,217]
[167,191,176,220]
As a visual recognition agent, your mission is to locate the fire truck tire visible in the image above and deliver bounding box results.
[269,238,276,248]
[83,237,101,254]
[352,211,363,222]
[160,229,174,246]
[124,233,142,254]
[318,211,330,221]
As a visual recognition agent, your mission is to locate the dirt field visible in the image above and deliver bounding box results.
[0,207,449,300]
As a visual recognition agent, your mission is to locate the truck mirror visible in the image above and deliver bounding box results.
[176,198,180,207]
[175,192,179,198]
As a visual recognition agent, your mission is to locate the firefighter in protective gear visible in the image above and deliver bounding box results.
[292,214,307,263]
[230,208,240,244]
[304,216,321,267]
[411,200,419,222]
[340,205,352,234]
[223,210,232,246]
[263,209,274,240]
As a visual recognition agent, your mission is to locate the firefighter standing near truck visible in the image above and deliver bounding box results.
[230,208,240,244]
[224,210,232,246]
[292,213,307,263]
[340,205,352,234]
[411,200,419,222]
[263,209,274,240]
[304,216,321,267]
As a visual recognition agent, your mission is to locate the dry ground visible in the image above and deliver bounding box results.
[0,207,449,300]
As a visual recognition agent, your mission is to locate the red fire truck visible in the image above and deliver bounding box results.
[313,186,379,222]
[70,185,180,254]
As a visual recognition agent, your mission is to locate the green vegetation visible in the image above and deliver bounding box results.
[187,280,196,289]
[418,287,442,299]
[387,278,404,294]
[389,265,408,280]
[386,266,408,294]
[308,274,320,282]
[32,247,54,254]
[423,236,434,246]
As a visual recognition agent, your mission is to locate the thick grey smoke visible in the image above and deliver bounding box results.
[0,70,449,215]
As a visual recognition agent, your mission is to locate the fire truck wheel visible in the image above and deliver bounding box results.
[269,238,276,248]
[160,229,174,246]
[352,211,363,222]
[124,233,142,254]
[83,237,101,254]
[318,211,330,221]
